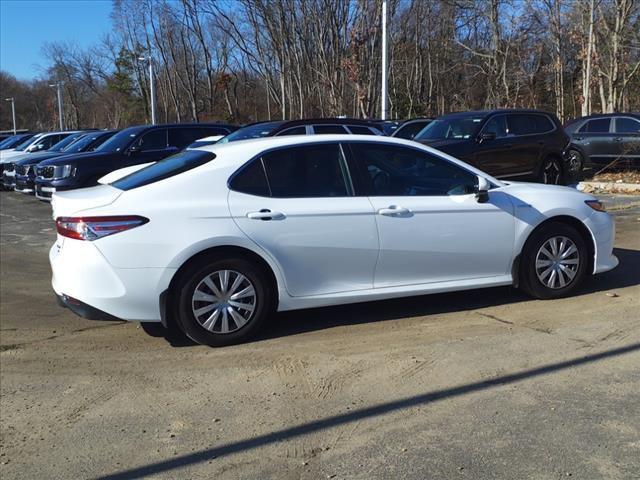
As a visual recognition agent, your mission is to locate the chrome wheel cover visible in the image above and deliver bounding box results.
[535,236,580,289]
[191,270,256,334]
[542,159,562,184]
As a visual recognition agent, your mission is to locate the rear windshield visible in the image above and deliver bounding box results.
[112,150,216,191]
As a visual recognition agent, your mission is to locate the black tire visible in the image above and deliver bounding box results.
[520,222,589,300]
[174,256,273,347]
[567,149,584,182]
[538,156,564,185]
[140,322,166,337]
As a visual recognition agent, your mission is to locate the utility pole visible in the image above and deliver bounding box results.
[381,0,389,120]
[49,82,64,130]
[4,97,16,134]
[139,56,157,124]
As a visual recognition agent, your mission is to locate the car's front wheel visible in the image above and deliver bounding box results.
[567,149,584,181]
[520,222,589,299]
[175,256,273,346]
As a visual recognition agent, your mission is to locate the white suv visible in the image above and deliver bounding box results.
[50,135,617,346]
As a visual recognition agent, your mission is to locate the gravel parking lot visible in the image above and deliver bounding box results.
[1,191,639,480]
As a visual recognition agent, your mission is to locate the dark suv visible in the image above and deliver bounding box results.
[413,109,570,184]
[564,113,640,173]
[35,123,237,200]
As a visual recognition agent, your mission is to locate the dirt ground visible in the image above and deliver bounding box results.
[1,191,639,480]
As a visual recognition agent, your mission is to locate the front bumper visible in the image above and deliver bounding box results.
[50,239,175,322]
[35,183,55,201]
[586,210,619,274]
[2,171,15,190]
[15,175,35,194]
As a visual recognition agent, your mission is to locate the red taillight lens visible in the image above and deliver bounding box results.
[55,216,149,241]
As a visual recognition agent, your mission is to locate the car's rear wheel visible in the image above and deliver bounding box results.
[539,156,564,185]
[520,222,588,299]
[567,149,584,181]
[175,256,273,346]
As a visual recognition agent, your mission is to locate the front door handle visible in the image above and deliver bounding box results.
[378,206,411,216]
[247,209,284,220]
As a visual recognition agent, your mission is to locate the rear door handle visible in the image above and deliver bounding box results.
[247,209,284,220]
[574,136,583,141]
[378,206,411,216]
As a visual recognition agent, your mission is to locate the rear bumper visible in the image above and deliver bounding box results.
[50,240,174,322]
[56,293,122,321]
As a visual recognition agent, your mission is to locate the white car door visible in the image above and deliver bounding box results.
[228,142,379,297]
[348,143,515,288]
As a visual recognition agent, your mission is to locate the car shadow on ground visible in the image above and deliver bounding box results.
[165,247,640,347]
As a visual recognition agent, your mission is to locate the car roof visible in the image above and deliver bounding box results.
[438,109,555,119]
[565,113,640,124]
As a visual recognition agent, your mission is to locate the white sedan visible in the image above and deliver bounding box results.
[49,135,618,346]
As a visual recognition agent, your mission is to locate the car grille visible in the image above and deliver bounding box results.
[38,166,55,179]
[5,163,15,172]
[15,165,31,176]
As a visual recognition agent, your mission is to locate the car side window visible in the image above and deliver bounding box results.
[276,126,307,136]
[615,117,640,134]
[137,129,168,151]
[312,125,349,134]
[229,158,271,197]
[351,143,477,197]
[261,143,349,197]
[168,128,205,149]
[578,118,611,133]
[482,115,508,138]
[347,125,376,135]
[393,121,429,139]
[531,115,555,133]
[507,115,536,135]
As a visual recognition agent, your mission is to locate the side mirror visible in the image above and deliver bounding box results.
[478,132,496,143]
[476,176,490,203]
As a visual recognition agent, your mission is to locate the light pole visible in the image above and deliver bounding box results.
[4,97,16,134]
[381,0,388,120]
[49,82,64,130]
[139,56,157,124]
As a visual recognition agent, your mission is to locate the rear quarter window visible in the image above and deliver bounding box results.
[111,150,215,191]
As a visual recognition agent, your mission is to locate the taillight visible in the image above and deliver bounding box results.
[55,216,149,241]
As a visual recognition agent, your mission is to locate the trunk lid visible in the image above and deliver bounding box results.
[51,184,123,219]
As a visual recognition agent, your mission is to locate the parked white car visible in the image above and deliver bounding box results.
[0,131,76,162]
[50,135,618,346]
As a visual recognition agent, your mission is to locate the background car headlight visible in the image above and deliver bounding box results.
[54,164,76,178]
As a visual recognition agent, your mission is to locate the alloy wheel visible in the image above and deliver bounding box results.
[535,236,580,289]
[191,270,257,334]
[542,159,562,184]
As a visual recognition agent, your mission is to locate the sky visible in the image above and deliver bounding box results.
[0,0,113,80]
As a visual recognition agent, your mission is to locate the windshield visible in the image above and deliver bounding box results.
[112,150,216,191]
[49,133,85,152]
[14,134,43,151]
[415,115,485,141]
[64,131,115,153]
[217,122,283,144]
[96,127,145,153]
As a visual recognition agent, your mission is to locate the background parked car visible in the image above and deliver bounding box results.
[11,130,118,194]
[35,123,236,200]
[0,131,81,162]
[413,109,570,184]
[217,118,383,144]
[186,135,225,149]
[564,113,640,174]
[0,133,35,150]
[391,118,433,140]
